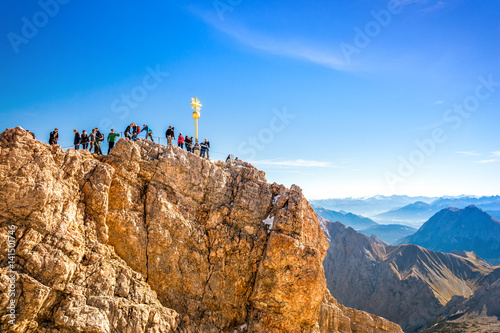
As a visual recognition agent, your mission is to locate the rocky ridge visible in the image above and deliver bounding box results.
[0,127,402,333]
[323,221,498,332]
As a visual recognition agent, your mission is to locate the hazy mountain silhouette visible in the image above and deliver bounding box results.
[359,224,417,245]
[399,206,500,265]
[311,195,436,216]
[373,196,500,227]
[313,206,378,230]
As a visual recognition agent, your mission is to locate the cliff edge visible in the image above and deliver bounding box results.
[0,127,402,333]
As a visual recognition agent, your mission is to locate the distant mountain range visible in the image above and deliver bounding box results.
[373,201,435,226]
[323,221,500,332]
[373,196,500,227]
[313,206,377,230]
[314,206,417,245]
[311,195,500,225]
[399,206,500,265]
[359,224,417,245]
[310,195,437,216]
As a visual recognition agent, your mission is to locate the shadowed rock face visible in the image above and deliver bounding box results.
[323,221,498,333]
[0,127,402,333]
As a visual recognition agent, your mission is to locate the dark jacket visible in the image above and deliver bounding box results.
[185,137,192,147]
[166,128,174,138]
[200,141,209,151]
[81,133,89,144]
[132,126,138,134]
[125,126,131,134]
[74,132,81,145]
[49,131,58,145]
[96,131,104,142]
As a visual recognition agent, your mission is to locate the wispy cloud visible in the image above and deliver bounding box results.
[474,159,498,164]
[218,27,347,70]
[191,8,350,71]
[435,100,445,104]
[417,1,448,13]
[249,159,337,168]
[492,151,500,157]
[457,151,481,156]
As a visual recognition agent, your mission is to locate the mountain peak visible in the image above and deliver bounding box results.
[0,127,402,333]
[404,205,500,264]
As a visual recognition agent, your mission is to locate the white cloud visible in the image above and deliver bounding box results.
[249,159,337,168]
[474,159,498,164]
[457,151,481,156]
[435,100,445,104]
[492,151,500,157]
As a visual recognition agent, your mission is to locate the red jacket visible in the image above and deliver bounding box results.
[178,135,184,144]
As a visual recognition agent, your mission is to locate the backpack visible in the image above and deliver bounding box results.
[96,131,104,141]
[137,125,141,133]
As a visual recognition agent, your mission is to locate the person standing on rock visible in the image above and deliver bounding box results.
[131,123,140,141]
[95,128,104,155]
[177,132,184,148]
[107,129,120,154]
[89,128,96,152]
[49,128,59,145]
[204,138,210,159]
[81,130,89,150]
[124,124,132,140]
[143,124,153,141]
[185,136,192,152]
[165,126,175,146]
[200,138,209,158]
[73,130,81,150]
[193,139,200,156]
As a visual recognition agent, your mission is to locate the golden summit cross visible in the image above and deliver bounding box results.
[190,97,202,140]
[190,97,202,112]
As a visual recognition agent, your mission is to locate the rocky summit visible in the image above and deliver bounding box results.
[0,127,402,333]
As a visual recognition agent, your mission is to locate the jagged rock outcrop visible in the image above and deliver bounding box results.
[323,221,498,332]
[0,127,402,333]
[419,273,500,332]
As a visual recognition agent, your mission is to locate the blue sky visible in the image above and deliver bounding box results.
[1,0,499,199]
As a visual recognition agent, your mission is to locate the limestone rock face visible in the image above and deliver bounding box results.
[0,127,402,333]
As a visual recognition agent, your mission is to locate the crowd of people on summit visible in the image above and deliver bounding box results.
[47,123,211,158]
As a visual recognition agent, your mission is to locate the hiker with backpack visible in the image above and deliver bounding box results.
[73,129,81,150]
[49,128,59,145]
[95,128,104,155]
[143,124,153,141]
[81,130,89,149]
[107,129,120,154]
